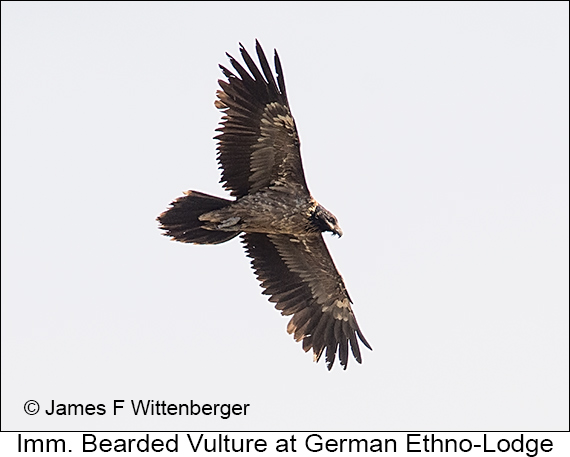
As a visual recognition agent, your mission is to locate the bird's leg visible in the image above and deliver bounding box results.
[199,208,243,231]
[216,217,241,229]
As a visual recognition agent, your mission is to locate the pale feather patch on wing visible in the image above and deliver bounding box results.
[248,102,303,193]
[322,298,352,321]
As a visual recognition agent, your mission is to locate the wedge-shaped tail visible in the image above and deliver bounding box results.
[157,191,239,245]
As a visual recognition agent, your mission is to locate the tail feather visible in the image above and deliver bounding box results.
[158,191,239,245]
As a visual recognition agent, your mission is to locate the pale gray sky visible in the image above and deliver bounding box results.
[2,1,568,431]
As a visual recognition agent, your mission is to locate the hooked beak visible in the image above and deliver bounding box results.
[333,226,343,238]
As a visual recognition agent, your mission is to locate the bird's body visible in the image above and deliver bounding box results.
[200,190,319,236]
[158,41,371,370]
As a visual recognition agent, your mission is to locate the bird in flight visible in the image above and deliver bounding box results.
[158,41,371,370]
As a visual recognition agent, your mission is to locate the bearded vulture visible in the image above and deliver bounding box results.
[158,41,371,370]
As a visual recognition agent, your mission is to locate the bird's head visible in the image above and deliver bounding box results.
[312,204,343,237]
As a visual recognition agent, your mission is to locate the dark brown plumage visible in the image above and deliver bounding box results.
[158,41,371,370]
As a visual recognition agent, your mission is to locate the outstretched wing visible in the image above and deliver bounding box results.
[242,233,371,370]
[215,40,309,198]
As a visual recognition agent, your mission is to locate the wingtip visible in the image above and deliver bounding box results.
[238,42,248,57]
[255,39,269,56]
[357,329,373,351]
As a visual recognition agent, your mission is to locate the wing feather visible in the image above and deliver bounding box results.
[242,233,371,370]
[215,42,309,197]
[254,40,281,99]
[274,48,288,102]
